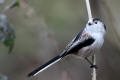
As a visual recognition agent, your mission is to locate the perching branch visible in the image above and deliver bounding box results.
[85,0,92,20]
[85,0,97,80]
[91,55,97,80]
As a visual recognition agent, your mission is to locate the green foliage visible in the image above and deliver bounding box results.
[10,0,20,9]
[3,30,15,53]
[0,14,15,53]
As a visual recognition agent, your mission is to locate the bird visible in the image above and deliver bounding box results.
[28,18,106,77]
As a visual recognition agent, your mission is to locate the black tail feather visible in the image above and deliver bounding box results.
[28,55,61,77]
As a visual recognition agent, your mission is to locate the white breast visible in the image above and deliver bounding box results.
[78,33,104,57]
[91,33,104,49]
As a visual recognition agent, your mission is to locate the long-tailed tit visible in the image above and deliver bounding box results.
[28,18,106,77]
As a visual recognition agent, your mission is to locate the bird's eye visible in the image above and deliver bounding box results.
[94,21,97,24]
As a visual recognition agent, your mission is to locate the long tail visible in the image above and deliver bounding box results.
[28,52,67,77]
[27,38,95,77]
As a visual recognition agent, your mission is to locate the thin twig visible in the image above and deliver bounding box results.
[85,0,97,80]
[2,0,19,13]
[85,0,92,19]
[92,54,96,80]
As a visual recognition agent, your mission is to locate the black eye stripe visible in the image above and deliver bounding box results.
[104,24,107,31]
[93,18,102,22]
[93,18,99,21]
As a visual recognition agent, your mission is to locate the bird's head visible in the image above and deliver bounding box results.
[85,18,106,35]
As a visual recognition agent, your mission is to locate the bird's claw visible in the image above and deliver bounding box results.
[90,65,98,69]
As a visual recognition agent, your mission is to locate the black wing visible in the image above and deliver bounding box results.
[60,29,95,57]
[73,29,84,42]
[67,38,95,53]
[64,29,84,50]
[60,37,95,58]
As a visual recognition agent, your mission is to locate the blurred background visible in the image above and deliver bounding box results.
[0,0,120,80]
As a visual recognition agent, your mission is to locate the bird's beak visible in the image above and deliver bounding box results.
[88,18,93,25]
[88,22,92,25]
